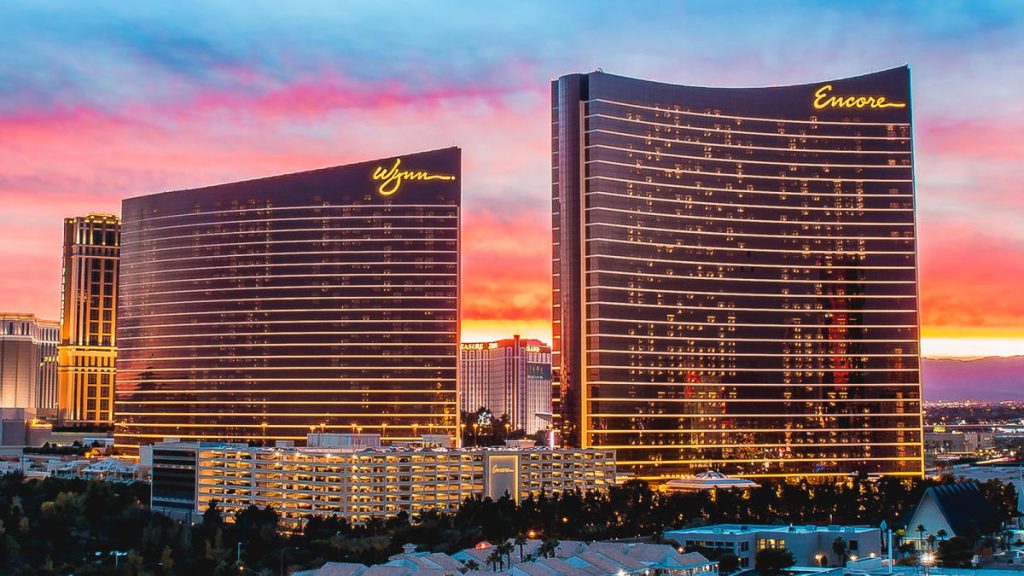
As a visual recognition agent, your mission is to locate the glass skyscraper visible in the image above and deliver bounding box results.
[552,68,922,480]
[115,148,461,452]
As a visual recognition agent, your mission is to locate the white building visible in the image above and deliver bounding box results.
[151,435,615,527]
[296,540,716,576]
[664,524,881,570]
[0,314,59,412]
[662,471,761,493]
[901,482,1001,550]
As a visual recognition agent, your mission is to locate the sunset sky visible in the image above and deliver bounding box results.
[1,1,1022,358]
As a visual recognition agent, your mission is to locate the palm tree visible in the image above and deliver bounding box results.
[500,541,515,567]
[486,549,502,571]
[463,560,480,572]
[515,534,528,562]
[538,538,559,559]
[927,534,936,552]
[936,529,948,542]
[916,524,927,551]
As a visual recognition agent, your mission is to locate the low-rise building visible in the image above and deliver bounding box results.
[924,427,996,464]
[901,482,1003,549]
[662,471,761,494]
[151,435,616,527]
[664,524,881,570]
[295,540,716,576]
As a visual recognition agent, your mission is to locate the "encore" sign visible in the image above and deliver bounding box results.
[812,84,906,110]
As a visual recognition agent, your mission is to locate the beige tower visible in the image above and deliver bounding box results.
[58,213,120,424]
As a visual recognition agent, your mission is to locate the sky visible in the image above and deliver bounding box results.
[0,1,1022,358]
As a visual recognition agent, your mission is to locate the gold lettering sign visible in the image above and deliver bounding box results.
[371,158,456,196]
[812,84,906,110]
[491,464,515,474]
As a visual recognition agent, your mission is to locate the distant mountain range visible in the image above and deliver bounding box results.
[922,356,1024,401]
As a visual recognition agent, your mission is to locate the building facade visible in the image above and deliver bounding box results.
[58,213,121,424]
[552,68,923,480]
[460,336,552,433]
[1,313,59,411]
[115,148,461,452]
[665,524,881,569]
[150,437,615,526]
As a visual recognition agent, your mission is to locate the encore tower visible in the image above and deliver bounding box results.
[115,148,461,452]
[552,68,922,480]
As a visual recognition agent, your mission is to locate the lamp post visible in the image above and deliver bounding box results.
[921,552,935,576]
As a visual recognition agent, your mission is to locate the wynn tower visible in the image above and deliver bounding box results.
[552,68,923,480]
[115,148,461,452]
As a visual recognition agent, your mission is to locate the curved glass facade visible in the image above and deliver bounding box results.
[552,69,922,480]
[115,148,460,452]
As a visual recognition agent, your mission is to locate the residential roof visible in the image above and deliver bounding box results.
[292,562,368,576]
[310,539,714,576]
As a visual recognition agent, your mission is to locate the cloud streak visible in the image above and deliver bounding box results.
[0,1,1022,356]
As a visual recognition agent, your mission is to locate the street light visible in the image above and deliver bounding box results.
[921,552,935,576]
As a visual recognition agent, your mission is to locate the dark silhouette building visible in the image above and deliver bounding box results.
[552,68,922,480]
[115,148,461,452]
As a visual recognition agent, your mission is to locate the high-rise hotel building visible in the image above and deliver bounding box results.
[115,148,461,452]
[552,68,922,480]
[58,214,121,424]
[1,313,59,411]
[460,336,552,433]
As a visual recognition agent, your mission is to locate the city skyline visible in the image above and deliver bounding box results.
[1,2,1023,359]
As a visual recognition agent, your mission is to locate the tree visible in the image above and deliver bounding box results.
[936,529,948,542]
[718,553,740,574]
[916,524,926,550]
[497,541,515,568]
[203,499,224,529]
[515,534,527,562]
[938,536,973,568]
[463,559,480,571]
[486,549,502,571]
[832,537,848,565]
[159,545,175,576]
[538,538,559,558]
[755,548,795,576]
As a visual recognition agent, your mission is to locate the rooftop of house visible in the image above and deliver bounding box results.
[666,524,879,536]
[293,539,715,576]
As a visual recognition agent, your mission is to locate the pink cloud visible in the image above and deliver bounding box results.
[919,217,1024,331]
[0,69,551,328]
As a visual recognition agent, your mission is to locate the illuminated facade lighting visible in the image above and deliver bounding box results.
[114,148,461,453]
[460,336,552,433]
[1,313,59,411]
[552,68,923,480]
[149,438,615,527]
[58,213,120,424]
